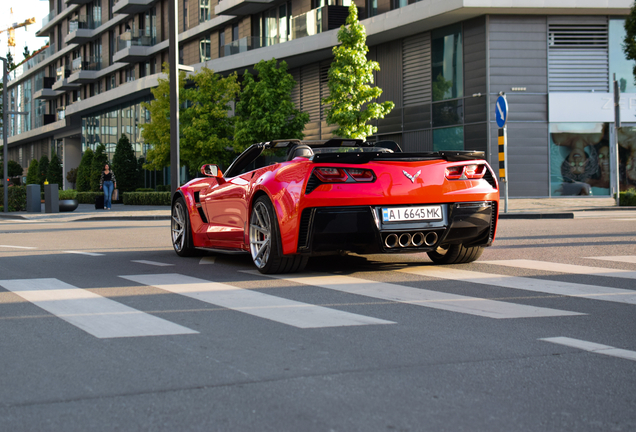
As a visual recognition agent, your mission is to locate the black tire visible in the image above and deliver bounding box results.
[171,196,199,257]
[249,195,308,274]
[427,244,484,264]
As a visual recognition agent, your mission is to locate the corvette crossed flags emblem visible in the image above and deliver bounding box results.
[403,170,421,183]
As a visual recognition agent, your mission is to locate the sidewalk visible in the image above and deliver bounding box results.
[0,198,634,222]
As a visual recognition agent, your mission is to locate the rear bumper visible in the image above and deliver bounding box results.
[296,201,497,255]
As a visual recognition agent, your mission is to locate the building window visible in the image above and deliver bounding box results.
[218,30,225,57]
[610,18,635,93]
[431,24,463,101]
[125,66,135,82]
[183,0,188,31]
[199,0,210,23]
[200,37,211,62]
[233,23,239,41]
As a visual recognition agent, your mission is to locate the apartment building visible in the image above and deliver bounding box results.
[2,0,633,196]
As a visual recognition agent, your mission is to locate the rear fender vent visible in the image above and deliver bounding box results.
[305,174,321,194]
[483,167,497,189]
[297,208,315,251]
[489,201,498,243]
[194,191,208,223]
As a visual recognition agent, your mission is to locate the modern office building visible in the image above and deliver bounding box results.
[2,0,633,196]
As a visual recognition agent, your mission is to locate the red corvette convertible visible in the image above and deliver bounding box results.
[171,138,499,273]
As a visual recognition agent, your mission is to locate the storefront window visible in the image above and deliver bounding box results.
[550,123,610,196]
[618,126,636,191]
[609,19,636,93]
[431,24,463,101]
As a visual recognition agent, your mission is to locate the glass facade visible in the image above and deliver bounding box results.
[82,98,151,161]
[609,18,636,93]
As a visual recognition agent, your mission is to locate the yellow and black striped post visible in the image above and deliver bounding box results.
[498,126,508,213]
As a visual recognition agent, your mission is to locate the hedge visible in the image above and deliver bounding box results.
[76,191,104,204]
[0,186,27,212]
[620,188,636,206]
[123,192,171,206]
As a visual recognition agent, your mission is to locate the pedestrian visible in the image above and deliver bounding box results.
[99,163,117,210]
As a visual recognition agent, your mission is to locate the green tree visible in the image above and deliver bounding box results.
[38,154,50,186]
[76,148,94,192]
[234,59,309,149]
[112,134,138,192]
[91,144,109,191]
[141,63,186,171]
[47,153,63,188]
[181,68,240,173]
[26,159,39,185]
[66,167,78,189]
[0,159,23,179]
[23,46,30,61]
[624,7,636,83]
[322,4,394,139]
[141,64,240,174]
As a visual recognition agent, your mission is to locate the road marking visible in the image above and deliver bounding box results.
[0,245,36,249]
[587,256,636,264]
[540,337,636,362]
[0,278,198,338]
[131,260,174,267]
[397,266,636,305]
[65,251,105,256]
[120,274,393,329]
[481,259,636,279]
[249,271,581,319]
[199,257,216,265]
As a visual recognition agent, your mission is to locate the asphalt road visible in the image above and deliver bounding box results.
[0,214,635,431]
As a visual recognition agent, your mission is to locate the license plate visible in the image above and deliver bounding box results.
[382,206,442,222]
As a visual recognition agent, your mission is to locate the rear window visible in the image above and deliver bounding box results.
[312,146,393,154]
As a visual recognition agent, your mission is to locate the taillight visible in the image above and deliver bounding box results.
[347,168,375,182]
[445,164,487,180]
[314,167,348,182]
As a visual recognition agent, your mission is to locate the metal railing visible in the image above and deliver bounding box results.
[291,6,324,40]
[41,9,56,27]
[220,36,287,57]
[117,29,155,51]
[56,66,70,81]
[69,14,102,32]
[11,44,56,80]
[71,56,102,73]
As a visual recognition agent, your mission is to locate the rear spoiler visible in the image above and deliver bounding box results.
[311,150,486,164]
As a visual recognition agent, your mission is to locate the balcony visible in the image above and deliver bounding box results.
[113,0,154,15]
[215,0,275,16]
[41,9,56,27]
[112,30,155,63]
[290,5,348,40]
[67,56,102,83]
[34,78,62,100]
[53,66,79,91]
[66,15,102,44]
[11,44,56,81]
[220,36,287,58]
[66,0,93,6]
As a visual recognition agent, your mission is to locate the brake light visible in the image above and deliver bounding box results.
[445,164,487,180]
[347,168,375,182]
[314,167,348,182]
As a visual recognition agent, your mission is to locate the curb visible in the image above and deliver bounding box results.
[499,213,574,220]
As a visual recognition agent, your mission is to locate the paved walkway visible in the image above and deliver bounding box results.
[0,197,634,222]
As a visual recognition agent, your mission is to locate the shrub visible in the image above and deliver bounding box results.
[26,159,39,185]
[66,167,78,189]
[59,189,78,200]
[136,188,155,192]
[620,188,636,206]
[123,192,171,206]
[0,186,27,211]
[76,191,104,204]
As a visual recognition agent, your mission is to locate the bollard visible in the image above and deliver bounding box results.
[26,184,41,212]
[44,184,59,213]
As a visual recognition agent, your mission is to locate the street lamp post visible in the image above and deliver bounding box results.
[2,56,8,213]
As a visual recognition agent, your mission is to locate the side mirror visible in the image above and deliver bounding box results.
[201,164,222,178]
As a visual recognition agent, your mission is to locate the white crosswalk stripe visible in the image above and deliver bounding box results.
[131,260,174,266]
[587,256,636,264]
[0,278,198,338]
[540,337,636,362]
[481,259,636,279]
[397,266,636,306]
[120,273,394,328]
[247,271,582,319]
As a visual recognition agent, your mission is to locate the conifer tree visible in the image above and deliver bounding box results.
[90,144,109,191]
[47,153,64,188]
[112,134,138,192]
[26,159,39,185]
[76,148,94,192]
[38,155,50,186]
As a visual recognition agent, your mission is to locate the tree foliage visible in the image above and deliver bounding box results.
[38,155,49,186]
[76,148,94,192]
[91,144,109,191]
[234,59,309,149]
[26,159,39,185]
[323,4,394,139]
[0,159,23,179]
[112,134,139,192]
[66,167,78,189]
[47,153,63,188]
[181,68,240,173]
[624,7,636,84]
[142,64,240,174]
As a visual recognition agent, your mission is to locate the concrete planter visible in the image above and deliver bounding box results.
[59,199,79,212]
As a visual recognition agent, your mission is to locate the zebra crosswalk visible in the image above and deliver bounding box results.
[0,256,634,339]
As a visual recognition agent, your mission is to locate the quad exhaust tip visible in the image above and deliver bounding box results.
[384,231,438,249]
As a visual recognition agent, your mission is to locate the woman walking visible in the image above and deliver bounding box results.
[99,163,117,210]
